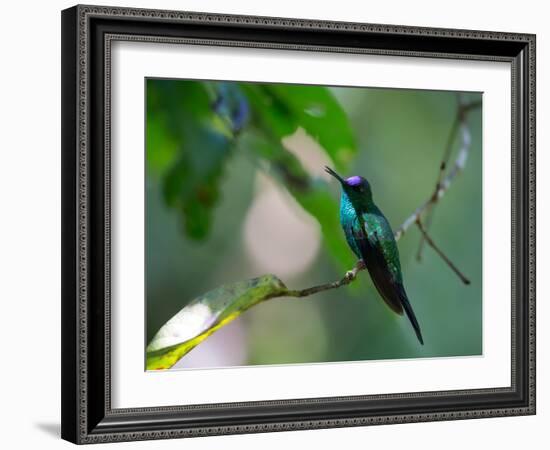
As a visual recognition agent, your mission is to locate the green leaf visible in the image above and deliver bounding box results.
[146,114,179,174]
[238,83,298,138]
[161,129,232,240]
[147,79,235,240]
[146,275,289,370]
[264,84,357,168]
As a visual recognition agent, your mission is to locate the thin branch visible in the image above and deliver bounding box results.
[437,96,463,187]
[415,95,479,259]
[286,260,366,297]
[416,220,470,285]
[393,102,475,242]
[415,207,434,260]
[416,112,460,260]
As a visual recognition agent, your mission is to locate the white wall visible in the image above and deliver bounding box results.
[0,0,545,448]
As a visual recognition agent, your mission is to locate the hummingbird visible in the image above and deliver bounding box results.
[325,166,424,345]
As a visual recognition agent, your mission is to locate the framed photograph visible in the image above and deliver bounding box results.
[61,4,536,444]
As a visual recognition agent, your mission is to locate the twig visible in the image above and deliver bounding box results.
[416,111,460,260]
[416,220,470,285]
[286,260,366,297]
[393,102,475,242]
[415,95,479,259]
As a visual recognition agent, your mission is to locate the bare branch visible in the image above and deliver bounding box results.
[416,113,459,260]
[393,102,476,242]
[286,260,366,297]
[415,207,434,260]
[414,95,480,258]
[416,220,470,285]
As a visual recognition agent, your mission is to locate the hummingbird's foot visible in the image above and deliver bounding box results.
[344,260,365,283]
[344,270,356,282]
[345,261,364,281]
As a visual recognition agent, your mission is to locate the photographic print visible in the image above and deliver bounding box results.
[145,79,482,371]
[61,7,535,442]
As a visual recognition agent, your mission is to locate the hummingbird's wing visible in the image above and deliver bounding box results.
[351,215,403,314]
[352,213,424,344]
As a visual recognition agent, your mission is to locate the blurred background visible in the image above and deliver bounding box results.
[146,78,482,369]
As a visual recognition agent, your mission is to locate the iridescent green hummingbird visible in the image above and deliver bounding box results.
[325,166,424,345]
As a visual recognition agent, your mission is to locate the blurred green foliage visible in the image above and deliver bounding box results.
[146,78,482,368]
[147,79,357,272]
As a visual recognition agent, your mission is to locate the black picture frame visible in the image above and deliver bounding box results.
[61,4,536,444]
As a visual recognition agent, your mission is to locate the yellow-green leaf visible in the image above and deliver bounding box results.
[146,275,289,370]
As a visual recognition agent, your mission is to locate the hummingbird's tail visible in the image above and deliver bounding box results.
[398,286,424,345]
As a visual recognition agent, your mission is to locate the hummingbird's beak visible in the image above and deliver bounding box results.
[325,166,345,184]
